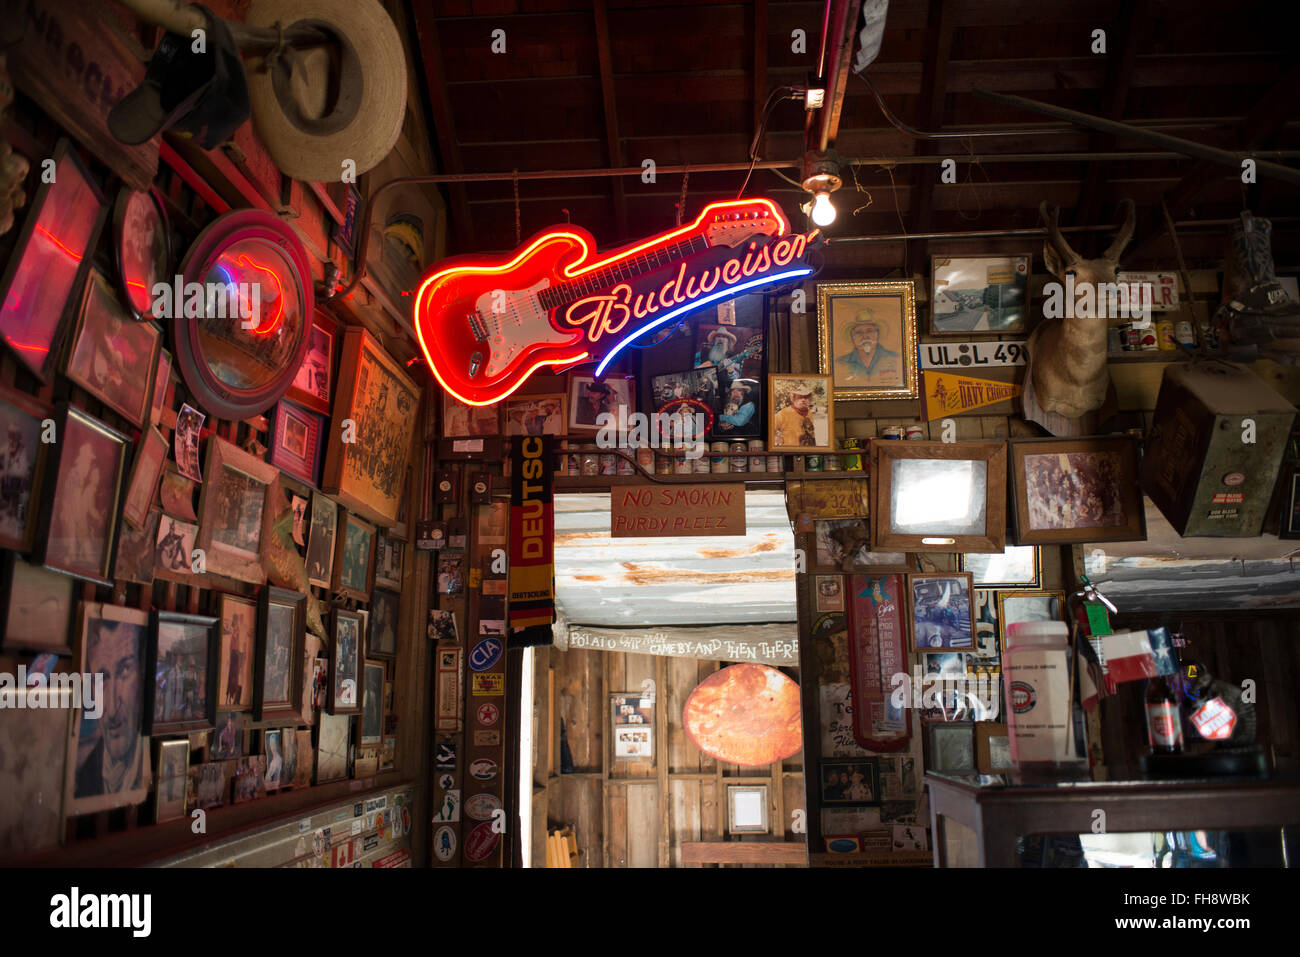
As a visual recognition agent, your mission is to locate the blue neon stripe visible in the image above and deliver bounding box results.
[594,268,812,377]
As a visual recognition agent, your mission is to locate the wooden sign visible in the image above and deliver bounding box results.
[610,484,745,537]
[563,623,798,665]
[919,340,1027,370]
[4,0,159,190]
[922,370,1022,419]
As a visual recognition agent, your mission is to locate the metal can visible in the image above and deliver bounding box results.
[636,444,655,471]
[600,453,617,475]
[805,454,823,471]
[729,441,748,472]
[693,451,711,473]
[841,437,863,471]
[1155,321,1176,350]
[580,449,600,476]
[675,453,692,475]
[617,453,635,475]
[824,453,842,471]
[1175,320,1196,346]
[767,454,782,473]
[1107,326,1125,354]
[905,426,925,440]
[880,426,905,440]
[748,439,765,472]
[711,441,729,474]
[1138,323,1159,350]
[1118,322,1139,350]
[655,452,674,474]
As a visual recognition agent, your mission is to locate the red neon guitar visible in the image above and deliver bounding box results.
[414,198,801,406]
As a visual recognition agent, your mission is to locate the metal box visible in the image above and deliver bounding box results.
[1140,362,1296,537]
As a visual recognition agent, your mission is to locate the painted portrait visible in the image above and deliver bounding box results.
[817,281,918,400]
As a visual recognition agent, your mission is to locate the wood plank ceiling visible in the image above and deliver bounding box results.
[407,0,1300,270]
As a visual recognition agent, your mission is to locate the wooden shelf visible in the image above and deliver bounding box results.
[1106,351,1195,363]
[553,471,865,491]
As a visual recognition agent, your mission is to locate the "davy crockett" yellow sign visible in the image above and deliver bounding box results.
[923,371,1021,419]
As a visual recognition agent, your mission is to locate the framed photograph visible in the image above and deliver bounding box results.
[817,280,919,401]
[333,512,376,601]
[114,507,159,586]
[975,722,1013,773]
[503,393,566,437]
[263,730,285,791]
[922,651,969,676]
[908,573,976,652]
[927,721,976,773]
[1283,471,1300,540]
[694,321,764,391]
[651,367,720,418]
[113,186,171,323]
[0,387,51,552]
[121,427,170,532]
[149,349,173,427]
[813,520,910,573]
[769,374,834,452]
[960,545,1040,589]
[0,554,75,654]
[429,608,459,644]
[189,760,232,810]
[197,437,276,584]
[973,590,999,661]
[287,312,336,414]
[216,594,258,713]
[211,712,244,761]
[255,587,305,722]
[374,535,404,590]
[154,739,189,824]
[293,728,315,787]
[996,590,1066,655]
[321,327,419,526]
[930,254,1030,335]
[726,784,770,834]
[315,711,351,783]
[145,611,219,735]
[233,755,267,803]
[361,659,386,747]
[174,403,205,483]
[328,607,364,716]
[305,492,339,588]
[64,268,162,427]
[268,397,327,488]
[0,687,71,858]
[66,603,151,816]
[0,139,109,381]
[443,393,499,437]
[1009,436,1146,544]
[871,440,1006,552]
[820,758,881,806]
[568,375,635,432]
[368,588,400,659]
[153,514,199,584]
[34,404,130,586]
[610,693,654,761]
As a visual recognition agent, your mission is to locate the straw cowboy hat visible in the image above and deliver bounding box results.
[243,0,407,182]
[706,327,737,347]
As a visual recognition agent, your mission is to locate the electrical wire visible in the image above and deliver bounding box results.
[737,86,805,199]
[859,73,1076,139]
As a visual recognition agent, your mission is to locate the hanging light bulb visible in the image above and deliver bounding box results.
[810,190,837,227]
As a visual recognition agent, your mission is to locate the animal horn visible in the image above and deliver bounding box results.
[1103,198,1137,262]
[1039,201,1081,267]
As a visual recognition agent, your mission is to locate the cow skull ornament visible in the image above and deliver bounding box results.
[1027,199,1136,421]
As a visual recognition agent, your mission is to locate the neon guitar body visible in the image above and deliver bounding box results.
[414,199,805,406]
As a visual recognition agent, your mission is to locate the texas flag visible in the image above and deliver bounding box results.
[1098,630,1158,691]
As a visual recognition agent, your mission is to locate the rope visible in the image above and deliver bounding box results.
[676,165,689,226]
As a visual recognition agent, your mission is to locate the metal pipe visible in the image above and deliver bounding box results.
[975,88,1300,186]
[826,216,1300,244]
[862,74,1076,138]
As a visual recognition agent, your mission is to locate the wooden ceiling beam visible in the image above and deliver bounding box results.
[904,0,956,269]
[593,0,628,238]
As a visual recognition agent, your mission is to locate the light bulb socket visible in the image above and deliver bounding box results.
[800,149,842,194]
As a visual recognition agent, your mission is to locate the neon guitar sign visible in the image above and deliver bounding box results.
[414,198,813,405]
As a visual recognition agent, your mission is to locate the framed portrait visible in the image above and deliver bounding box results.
[197,437,276,584]
[0,687,70,858]
[145,611,219,735]
[816,280,919,401]
[973,590,999,661]
[374,535,404,590]
[568,375,635,432]
[443,393,500,437]
[64,269,162,428]
[368,588,400,659]
[930,254,1030,335]
[726,784,770,834]
[315,711,351,784]
[503,393,566,437]
[820,758,881,806]
[65,603,151,816]
[908,572,976,652]
[1009,436,1145,544]
[694,321,764,392]
[263,730,285,791]
[268,397,327,488]
[960,545,1040,589]
[287,312,336,414]
[216,594,258,713]
[0,387,51,552]
[255,587,306,722]
[173,403,205,483]
[113,186,171,323]
[328,607,364,716]
[321,327,419,526]
[997,590,1066,654]
[211,712,244,761]
[651,367,720,416]
[333,512,376,601]
[149,349,173,427]
[927,722,976,773]
[306,492,339,589]
[0,139,109,381]
[768,374,834,452]
[233,754,267,803]
[975,722,1013,773]
[33,404,130,586]
[922,651,969,676]
[153,514,199,584]
[189,760,233,810]
[0,554,75,654]
[114,507,159,586]
[154,739,189,824]
[293,728,315,787]
[871,440,1006,552]
[361,659,386,746]
[121,427,170,532]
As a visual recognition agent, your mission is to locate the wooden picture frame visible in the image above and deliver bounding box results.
[975,722,1013,773]
[263,729,285,791]
[503,393,567,437]
[0,385,52,552]
[1008,436,1146,544]
[816,280,919,401]
[367,587,400,659]
[332,512,376,601]
[121,426,170,532]
[927,721,976,773]
[254,587,306,722]
[287,311,336,414]
[216,593,258,713]
[996,590,1067,655]
[305,492,339,589]
[153,513,199,585]
[360,659,386,746]
[871,440,1006,552]
[315,711,351,784]
[149,349,173,427]
[196,437,276,584]
[328,607,364,716]
[768,373,835,452]
[907,572,976,652]
[819,758,881,806]
[567,375,635,433]
[0,553,76,655]
[443,392,500,437]
[373,535,404,590]
[930,254,1030,336]
[321,327,419,526]
[268,397,328,488]
[960,545,1040,589]
[726,784,770,834]
[153,738,190,824]
[145,610,219,735]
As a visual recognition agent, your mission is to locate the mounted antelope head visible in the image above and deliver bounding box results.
[1027,199,1136,421]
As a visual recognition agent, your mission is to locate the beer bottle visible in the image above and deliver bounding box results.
[1145,675,1183,753]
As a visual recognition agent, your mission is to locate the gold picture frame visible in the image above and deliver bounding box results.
[817,280,919,401]
[995,589,1067,655]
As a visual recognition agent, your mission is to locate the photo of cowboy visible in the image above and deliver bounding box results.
[768,374,833,451]
[714,377,760,437]
[567,375,634,431]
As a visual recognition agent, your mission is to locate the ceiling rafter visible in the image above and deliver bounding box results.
[904,0,956,268]
[593,0,629,239]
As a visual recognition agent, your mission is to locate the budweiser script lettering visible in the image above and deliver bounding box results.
[560,234,810,342]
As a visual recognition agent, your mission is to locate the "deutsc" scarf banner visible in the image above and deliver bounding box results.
[508,435,555,633]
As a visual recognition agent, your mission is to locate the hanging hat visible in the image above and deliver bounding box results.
[243,0,406,182]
